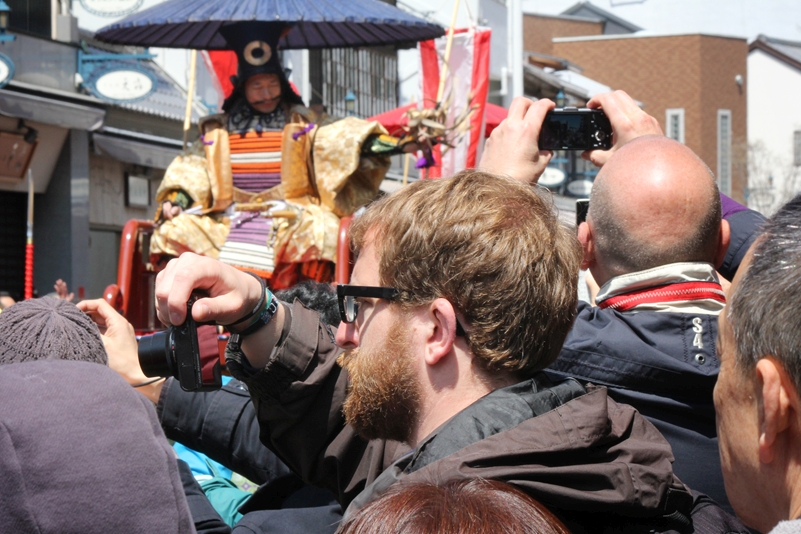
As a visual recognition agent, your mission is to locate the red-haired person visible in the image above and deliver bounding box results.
[337,478,570,534]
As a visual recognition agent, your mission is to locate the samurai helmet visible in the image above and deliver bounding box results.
[220,21,293,85]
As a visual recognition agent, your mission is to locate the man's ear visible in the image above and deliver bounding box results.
[578,221,595,271]
[756,357,796,464]
[423,298,459,367]
[714,219,731,269]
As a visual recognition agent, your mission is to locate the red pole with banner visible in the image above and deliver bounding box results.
[24,169,33,300]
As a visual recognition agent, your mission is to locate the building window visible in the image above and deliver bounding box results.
[717,110,732,196]
[7,0,51,38]
[316,47,398,118]
[794,130,801,167]
[665,108,685,144]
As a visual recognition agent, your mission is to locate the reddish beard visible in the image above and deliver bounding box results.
[337,321,420,443]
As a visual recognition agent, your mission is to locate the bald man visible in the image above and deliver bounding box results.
[579,134,729,286]
[480,91,766,513]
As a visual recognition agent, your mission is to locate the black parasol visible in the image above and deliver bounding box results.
[95,0,445,50]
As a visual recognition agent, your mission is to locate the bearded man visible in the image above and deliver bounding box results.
[143,170,747,533]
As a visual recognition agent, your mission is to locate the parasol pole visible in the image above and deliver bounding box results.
[183,49,198,151]
[435,0,462,105]
[402,94,417,187]
[24,169,34,300]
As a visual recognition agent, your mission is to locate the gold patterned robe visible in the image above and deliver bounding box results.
[150,154,230,260]
[149,105,390,279]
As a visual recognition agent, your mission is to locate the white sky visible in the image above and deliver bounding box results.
[520,0,801,42]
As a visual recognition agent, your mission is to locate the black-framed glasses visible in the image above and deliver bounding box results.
[336,284,466,336]
[337,285,399,324]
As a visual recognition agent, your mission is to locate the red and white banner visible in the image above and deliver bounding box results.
[202,50,238,107]
[419,27,491,178]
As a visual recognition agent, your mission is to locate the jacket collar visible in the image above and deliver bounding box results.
[344,378,696,529]
[343,374,587,521]
[596,262,725,314]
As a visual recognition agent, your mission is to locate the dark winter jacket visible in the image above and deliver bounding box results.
[549,202,766,514]
[719,195,765,281]
[221,302,748,533]
[159,376,342,534]
[550,299,728,513]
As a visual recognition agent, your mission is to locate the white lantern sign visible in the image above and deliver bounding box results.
[0,53,14,89]
[539,166,566,188]
[566,179,594,197]
[79,0,144,17]
[90,68,156,103]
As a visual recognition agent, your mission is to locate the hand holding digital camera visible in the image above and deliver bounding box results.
[138,295,222,392]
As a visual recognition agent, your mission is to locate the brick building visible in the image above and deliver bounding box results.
[551,33,747,201]
[521,2,749,203]
[523,14,603,57]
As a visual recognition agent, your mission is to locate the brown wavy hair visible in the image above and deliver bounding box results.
[337,478,571,534]
[349,170,581,377]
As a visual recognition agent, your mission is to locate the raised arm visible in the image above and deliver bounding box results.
[718,193,767,281]
[153,253,407,507]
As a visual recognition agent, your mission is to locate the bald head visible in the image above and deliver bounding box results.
[587,136,722,281]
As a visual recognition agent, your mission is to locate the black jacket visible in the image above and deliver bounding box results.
[548,205,766,514]
[549,303,728,512]
[159,377,342,534]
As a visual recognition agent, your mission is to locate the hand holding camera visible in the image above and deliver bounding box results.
[581,90,663,167]
[479,97,555,185]
[155,252,264,327]
[479,90,664,185]
[138,295,222,392]
[79,296,222,394]
[155,252,284,372]
[82,253,277,395]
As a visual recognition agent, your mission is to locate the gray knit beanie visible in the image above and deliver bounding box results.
[0,297,107,365]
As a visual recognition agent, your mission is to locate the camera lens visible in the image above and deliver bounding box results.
[138,329,175,379]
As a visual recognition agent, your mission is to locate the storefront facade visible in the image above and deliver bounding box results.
[0,29,201,300]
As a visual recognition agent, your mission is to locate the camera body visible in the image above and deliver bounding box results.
[138,295,222,392]
[575,198,590,227]
[539,108,613,151]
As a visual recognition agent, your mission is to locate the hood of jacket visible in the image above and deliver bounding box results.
[404,382,690,519]
[344,374,694,531]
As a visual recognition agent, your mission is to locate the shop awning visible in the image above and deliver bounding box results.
[0,89,105,131]
[93,127,181,169]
